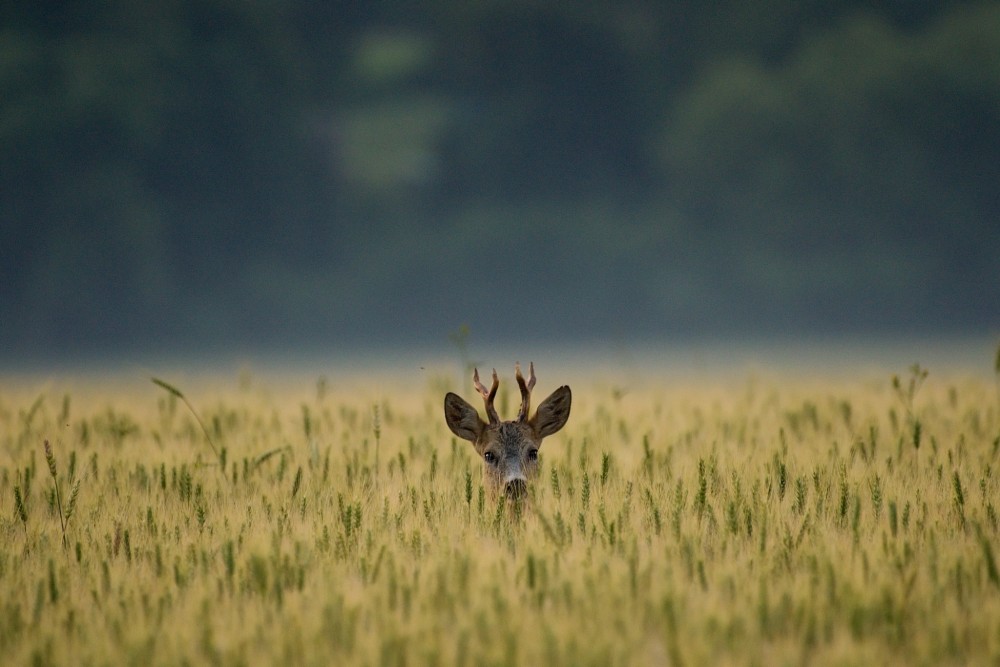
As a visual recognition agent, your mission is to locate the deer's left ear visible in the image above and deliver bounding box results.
[531,386,571,438]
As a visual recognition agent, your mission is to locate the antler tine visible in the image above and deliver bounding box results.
[473,367,500,424]
[515,361,536,422]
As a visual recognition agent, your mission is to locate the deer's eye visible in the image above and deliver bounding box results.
[528,448,539,461]
[483,451,497,464]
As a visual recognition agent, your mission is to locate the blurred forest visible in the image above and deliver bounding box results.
[2,1,998,359]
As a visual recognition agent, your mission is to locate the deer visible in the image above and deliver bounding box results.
[444,362,571,500]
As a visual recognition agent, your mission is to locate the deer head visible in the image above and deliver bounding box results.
[444,362,571,500]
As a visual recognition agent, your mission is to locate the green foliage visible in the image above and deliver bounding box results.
[1,2,998,353]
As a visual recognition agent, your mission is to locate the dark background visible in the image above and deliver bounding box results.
[3,1,998,362]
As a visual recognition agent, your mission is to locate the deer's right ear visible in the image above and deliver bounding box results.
[444,393,485,442]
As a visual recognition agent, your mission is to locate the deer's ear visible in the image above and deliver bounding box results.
[532,386,571,438]
[444,393,486,442]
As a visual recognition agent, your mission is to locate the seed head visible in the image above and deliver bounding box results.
[44,440,57,478]
[14,486,28,524]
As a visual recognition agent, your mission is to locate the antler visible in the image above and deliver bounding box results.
[473,367,500,424]
[515,361,536,422]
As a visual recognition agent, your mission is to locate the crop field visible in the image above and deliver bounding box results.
[2,353,999,666]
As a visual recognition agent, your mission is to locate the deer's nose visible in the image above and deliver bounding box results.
[504,478,528,500]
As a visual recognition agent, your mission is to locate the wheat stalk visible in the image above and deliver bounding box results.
[152,377,222,468]
[43,440,68,549]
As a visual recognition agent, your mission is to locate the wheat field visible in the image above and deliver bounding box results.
[2,354,999,666]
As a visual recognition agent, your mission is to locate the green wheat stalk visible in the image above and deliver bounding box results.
[14,483,28,538]
[151,377,222,467]
[43,440,69,549]
[977,523,1000,588]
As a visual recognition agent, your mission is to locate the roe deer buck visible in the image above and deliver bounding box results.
[444,362,571,500]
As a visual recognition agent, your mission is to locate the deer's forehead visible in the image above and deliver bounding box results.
[483,421,535,449]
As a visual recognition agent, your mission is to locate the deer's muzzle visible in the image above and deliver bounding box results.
[504,478,528,500]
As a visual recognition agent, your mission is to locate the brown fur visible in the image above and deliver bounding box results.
[444,363,571,499]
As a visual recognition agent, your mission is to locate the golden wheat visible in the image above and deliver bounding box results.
[1,363,998,665]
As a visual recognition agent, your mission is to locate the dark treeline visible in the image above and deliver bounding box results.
[2,1,998,358]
